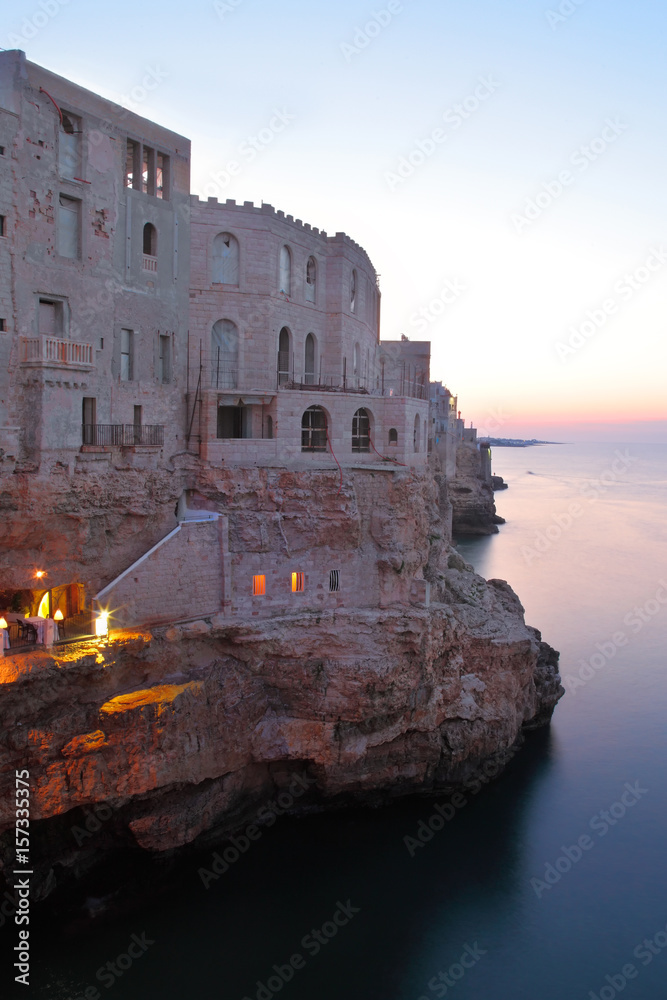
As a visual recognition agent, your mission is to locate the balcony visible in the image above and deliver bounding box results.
[142,254,158,273]
[20,335,94,369]
[82,424,164,448]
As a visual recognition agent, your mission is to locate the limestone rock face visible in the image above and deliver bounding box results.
[0,560,562,900]
[450,441,505,536]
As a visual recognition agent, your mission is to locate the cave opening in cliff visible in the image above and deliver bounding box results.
[0,583,92,649]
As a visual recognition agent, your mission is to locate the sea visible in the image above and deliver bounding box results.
[9,442,667,999]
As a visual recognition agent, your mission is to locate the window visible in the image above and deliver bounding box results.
[414,413,420,453]
[0,216,5,237]
[120,328,133,381]
[352,408,370,452]
[143,223,157,257]
[38,299,64,336]
[59,113,81,180]
[252,575,266,596]
[158,334,171,383]
[305,256,316,302]
[329,570,340,593]
[82,397,97,442]
[58,195,80,258]
[217,405,249,439]
[0,319,5,332]
[278,327,291,384]
[353,342,360,384]
[304,333,316,385]
[351,269,357,312]
[301,405,327,452]
[265,415,273,440]
[156,153,169,199]
[142,146,153,195]
[212,233,239,284]
[388,427,398,445]
[291,572,304,593]
[279,245,291,295]
[211,319,238,388]
[133,406,142,444]
[125,140,138,189]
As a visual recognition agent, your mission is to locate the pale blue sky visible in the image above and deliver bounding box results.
[5,0,666,439]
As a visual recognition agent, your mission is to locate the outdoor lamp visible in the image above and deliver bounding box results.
[0,618,7,629]
[54,610,64,621]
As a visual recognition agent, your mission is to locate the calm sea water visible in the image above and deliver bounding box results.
[12,443,667,999]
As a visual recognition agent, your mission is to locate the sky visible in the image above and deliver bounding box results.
[4,0,667,441]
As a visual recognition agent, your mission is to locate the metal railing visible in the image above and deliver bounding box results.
[20,335,94,368]
[82,424,164,447]
[194,355,427,400]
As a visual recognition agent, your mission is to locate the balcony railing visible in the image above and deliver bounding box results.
[194,356,427,400]
[142,254,158,272]
[82,424,164,447]
[20,336,94,368]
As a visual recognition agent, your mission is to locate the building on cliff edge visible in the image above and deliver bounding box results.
[0,50,497,643]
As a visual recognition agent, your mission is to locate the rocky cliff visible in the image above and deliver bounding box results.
[0,460,562,905]
[449,441,505,536]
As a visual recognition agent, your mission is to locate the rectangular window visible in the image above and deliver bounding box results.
[252,575,266,596]
[156,152,169,199]
[120,328,133,381]
[142,146,155,195]
[125,139,139,189]
[0,319,6,331]
[133,406,142,444]
[59,113,81,180]
[82,397,97,444]
[58,195,81,259]
[38,299,64,336]
[291,572,304,593]
[158,334,171,383]
[0,215,5,237]
[329,570,340,593]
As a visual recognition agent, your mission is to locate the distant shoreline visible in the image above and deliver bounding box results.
[484,439,563,448]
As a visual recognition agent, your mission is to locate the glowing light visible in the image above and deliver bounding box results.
[35,570,45,579]
[95,612,109,637]
[0,618,7,629]
[54,609,64,621]
[37,593,50,619]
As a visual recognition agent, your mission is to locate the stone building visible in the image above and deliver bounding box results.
[0,50,496,637]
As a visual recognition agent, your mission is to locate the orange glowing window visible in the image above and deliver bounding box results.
[252,575,266,596]
[291,572,304,593]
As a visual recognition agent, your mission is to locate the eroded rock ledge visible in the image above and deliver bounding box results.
[0,557,563,904]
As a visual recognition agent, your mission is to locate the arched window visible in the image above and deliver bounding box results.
[388,428,398,445]
[351,269,357,312]
[305,256,317,302]
[278,327,291,384]
[143,222,157,257]
[279,245,291,295]
[352,408,370,453]
[212,232,239,284]
[305,333,316,385]
[301,405,327,451]
[211,319,238,388]
[413,413,420,452]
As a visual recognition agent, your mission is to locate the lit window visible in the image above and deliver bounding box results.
[329,570,340,593]
[291,572,304,593]
[252,575,266,596]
